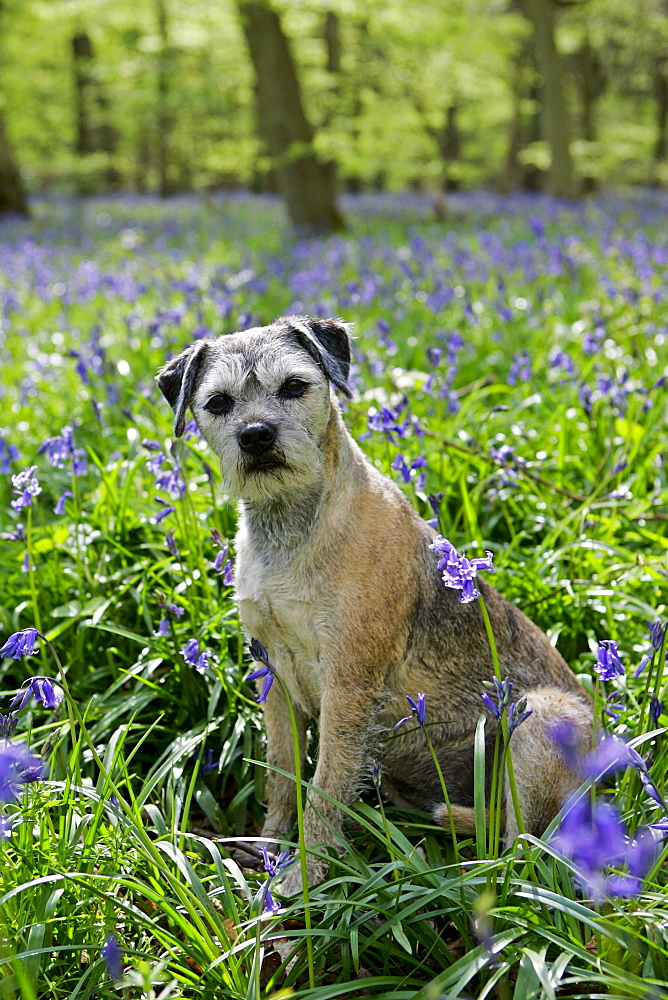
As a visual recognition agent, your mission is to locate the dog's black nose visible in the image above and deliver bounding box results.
[238,422,277,455]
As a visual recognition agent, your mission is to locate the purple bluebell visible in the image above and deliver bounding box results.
[633,654,651,679]
[508,351,532,386]
[159,601,184,617]
[0,743,44,802]
[180,639,210,673]
[649,618,666,652]
[101,934,122,980]
[548,719,581,771]
[0,714,18,741]
[552,794,657,900]
[211,543,234,584]
[594,640,624,681]
[38,426,87,476]
[581,734,648,781]
[429,535,494,604]
[165,530,180,559]
[246,638,276,704]
[392,453,427,486]
[0,523,24,542]
[260,846,294,914]
[0,437,19,473]
[9,676,62,712]
[154,618,170,637]
[202,748,219,773]
[54,491,73,515]
[650,696,663,726]
[371,759,383,787]
[394,693,427,730]
[154,497,176,523]
[0,628,41,660]
[10,466,41,511]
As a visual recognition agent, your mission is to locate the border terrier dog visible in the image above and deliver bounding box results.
[158,315,592,893]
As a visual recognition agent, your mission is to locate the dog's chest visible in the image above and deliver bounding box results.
[236,557,325,715]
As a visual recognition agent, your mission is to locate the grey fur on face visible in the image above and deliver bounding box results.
[157,315,352,504]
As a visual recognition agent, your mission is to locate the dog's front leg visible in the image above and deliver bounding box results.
[279,677,377,894]
[261,679,308,846]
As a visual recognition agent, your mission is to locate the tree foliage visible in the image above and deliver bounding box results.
[0,0,667,198]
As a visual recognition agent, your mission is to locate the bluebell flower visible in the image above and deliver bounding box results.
[0,523,24,542]
[650,696,663,726]
[38,426,87,476]
[9,676,62,712]
[594,640,624,681]
[260,845,294,914]
[10,466,41,511]
[154,497,176,523]
[0,628,41,660]
[154,618,170,637]
[165,530,180,559]
[508,351,532,386]
[429,535,494,604]
[180,639,210,673]
[0,437,19,473]
[0,714,18,741]
[0,743,44,802]
[101,933,122,980]
[649,618,666,652]
[394,693,427,730]
[202,748,219,773]
[552,794,658,900]
[633,654,651,679]
[246,639,277,704]
[53,491,73,515]
[371,759,383,787]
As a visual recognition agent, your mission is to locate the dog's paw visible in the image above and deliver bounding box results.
[276,854,329,896]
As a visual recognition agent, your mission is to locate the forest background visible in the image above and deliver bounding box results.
[1,0,668,225]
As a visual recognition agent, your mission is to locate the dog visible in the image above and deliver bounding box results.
[157,315,592,893]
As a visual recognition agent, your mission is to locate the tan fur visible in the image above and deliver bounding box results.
[157,316,593,894]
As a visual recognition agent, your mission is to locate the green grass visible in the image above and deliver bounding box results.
[0,190,666,998]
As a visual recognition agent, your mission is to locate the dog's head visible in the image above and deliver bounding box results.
[156,315,352,501]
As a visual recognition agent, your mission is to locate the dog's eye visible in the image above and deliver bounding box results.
[279,378,309,399]
[205,393,234,415]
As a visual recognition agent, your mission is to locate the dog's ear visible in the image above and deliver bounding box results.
[156,341,211,437]
[287,316,352,398]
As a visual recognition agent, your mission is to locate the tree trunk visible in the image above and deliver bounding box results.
[72,32,95,155]
[576,35,601,193]
[0,114,27,215]
[526,0,576,198]
[237,0,344,234]
[655,57,668,163]
[155,0,175,197]
[438,105,461,192]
